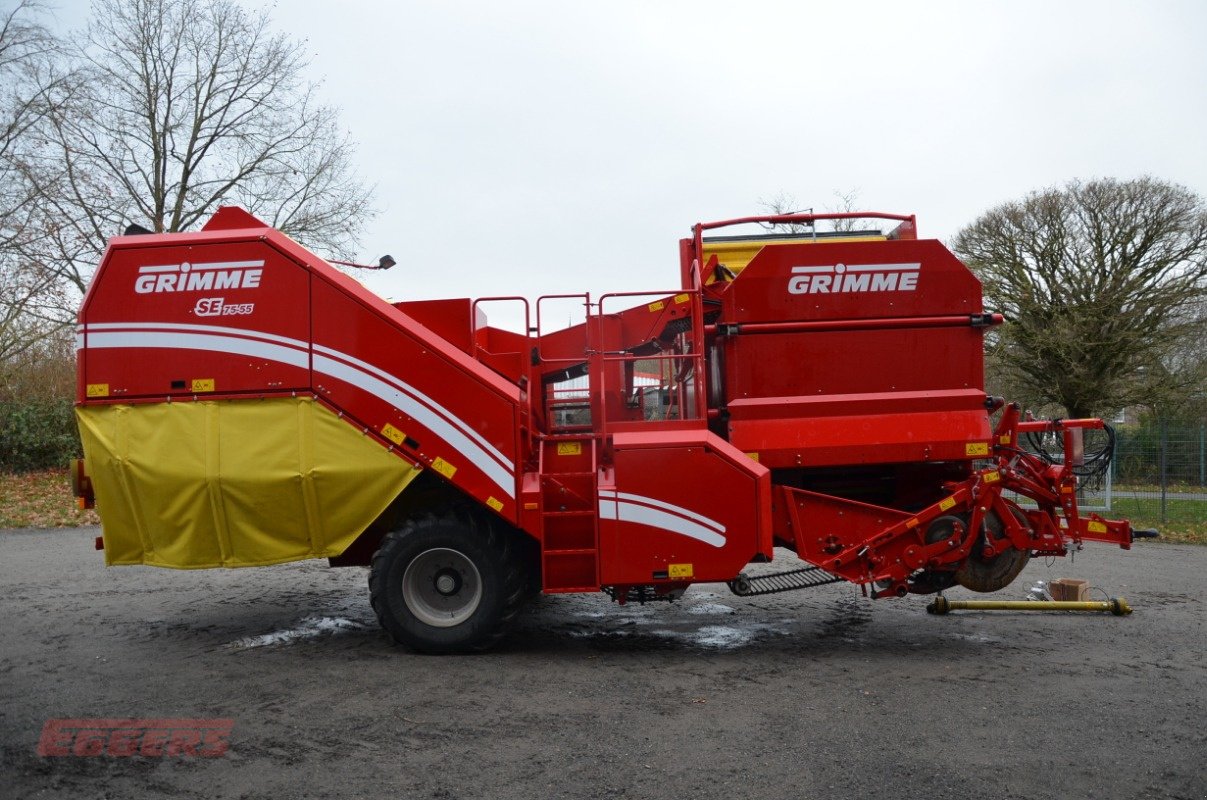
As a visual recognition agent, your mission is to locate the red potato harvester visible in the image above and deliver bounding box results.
[72,208,1135,652]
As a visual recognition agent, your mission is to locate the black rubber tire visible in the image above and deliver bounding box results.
[368,507,528,654]
[955,504,1031,593]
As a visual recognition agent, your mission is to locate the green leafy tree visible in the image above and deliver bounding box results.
[953,177,1207,418]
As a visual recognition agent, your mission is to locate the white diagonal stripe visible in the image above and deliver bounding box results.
[312,343,514,473]
[601,499,726,548]
[312,354,514,497]
[87,330,310,369]
[611,490,726,534]
[82,324,516,498]
[598,490,727,547]
[86,322,307,348]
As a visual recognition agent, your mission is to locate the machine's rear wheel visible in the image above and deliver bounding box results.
[369,508,528,653]
[955,505,1031,593]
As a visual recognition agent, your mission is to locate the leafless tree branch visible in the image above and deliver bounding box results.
[19,0,375,320]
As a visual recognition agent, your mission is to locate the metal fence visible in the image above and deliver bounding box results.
[1007,422,1207,525]
[1108,422,1207,525]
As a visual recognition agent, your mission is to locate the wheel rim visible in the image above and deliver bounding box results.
[954,507,1031,593]
[401,547,483,627]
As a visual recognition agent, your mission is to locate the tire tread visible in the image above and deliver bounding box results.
[368,505,529,653]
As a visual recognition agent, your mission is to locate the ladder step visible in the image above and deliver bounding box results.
[544,548,598,556]
[542,510,595,517]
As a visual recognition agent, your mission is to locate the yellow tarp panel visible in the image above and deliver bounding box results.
[76,397,421,568]
[703,235,888,284]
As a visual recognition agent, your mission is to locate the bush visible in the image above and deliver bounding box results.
[0,397,81,471]
[0,330,81,472]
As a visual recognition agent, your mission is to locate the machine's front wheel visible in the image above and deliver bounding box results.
[369,508,528,653]
[954,504,1031,593]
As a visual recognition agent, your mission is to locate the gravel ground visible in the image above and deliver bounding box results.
[0,527,1203,800]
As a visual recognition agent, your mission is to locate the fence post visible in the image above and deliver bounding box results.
[1159,416,1168,524]
[1113,428,1119,483]
[1200,422,1204,489]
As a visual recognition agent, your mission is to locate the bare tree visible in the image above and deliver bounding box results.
[28,0,375,298]
[827,188,865,233]
[0,0,77,361]
[953,177,1207,418]
[758,191,813,234]
[758,189,869,234]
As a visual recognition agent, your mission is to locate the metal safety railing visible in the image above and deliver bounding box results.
[595,285,707,434]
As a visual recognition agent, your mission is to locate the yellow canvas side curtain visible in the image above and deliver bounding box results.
[76,397,421,568]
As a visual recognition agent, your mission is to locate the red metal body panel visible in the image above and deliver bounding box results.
[77,232,312,401]
[598,430,771,585]
[722,326,984,398]
[705,236,989,470]
[310,278,521,517]
[727,390,990,467]
[719,238,981,323]
[393,299,485,356]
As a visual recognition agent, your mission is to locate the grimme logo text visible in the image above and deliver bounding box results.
[134,260,264,294]
[787,262,920,295]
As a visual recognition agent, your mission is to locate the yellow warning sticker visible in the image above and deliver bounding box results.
[939,497,956,511]
[431,457,457,479]
[674,293,690,305]
[381,423,405,445]
[191,378,215,393]
[983,470,1001,483]
[86,383,109,398]
[999,434,1012,445]
[966,442,990,457]
[1087,521,1107,534]
[648,300,665,313]
[668,563,693,579]
[486,496,504,512]
[746,452,760,462]
[557,441,582,456]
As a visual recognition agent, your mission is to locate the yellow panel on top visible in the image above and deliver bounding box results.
[703,234,888,282]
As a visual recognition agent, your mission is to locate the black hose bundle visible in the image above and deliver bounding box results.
[1023,423,1116,481]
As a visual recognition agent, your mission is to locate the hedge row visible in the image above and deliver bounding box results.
[0,398,82,472]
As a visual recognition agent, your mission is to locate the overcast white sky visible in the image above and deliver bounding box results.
[51,0,1207,318]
